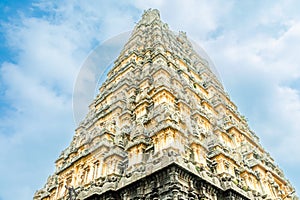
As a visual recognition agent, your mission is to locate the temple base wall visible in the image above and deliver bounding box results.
[84,163,250,200]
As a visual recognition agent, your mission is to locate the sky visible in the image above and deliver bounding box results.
[0,0,299,199]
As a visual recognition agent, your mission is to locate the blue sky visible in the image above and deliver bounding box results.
[0,1,300,199]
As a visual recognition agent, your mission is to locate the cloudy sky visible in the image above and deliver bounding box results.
[0,0,299,199]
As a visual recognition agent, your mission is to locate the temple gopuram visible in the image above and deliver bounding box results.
[34,9,297,200]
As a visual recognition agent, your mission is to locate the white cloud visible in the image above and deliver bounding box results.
[260,85,300,157]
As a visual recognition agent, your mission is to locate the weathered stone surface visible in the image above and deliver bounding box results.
[34,9,297,200]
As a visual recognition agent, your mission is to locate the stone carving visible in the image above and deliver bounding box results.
[65,185,77,200]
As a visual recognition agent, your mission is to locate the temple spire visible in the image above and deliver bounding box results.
[140,8,161,25]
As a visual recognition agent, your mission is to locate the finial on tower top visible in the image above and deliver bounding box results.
[140,8,161,25]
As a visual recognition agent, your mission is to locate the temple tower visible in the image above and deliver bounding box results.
[34,9,297,200]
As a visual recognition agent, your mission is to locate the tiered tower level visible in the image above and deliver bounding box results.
[35,9,297,200]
